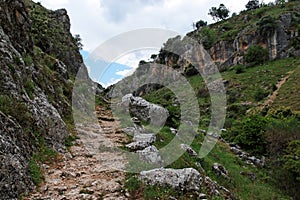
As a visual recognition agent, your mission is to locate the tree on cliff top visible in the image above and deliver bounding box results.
[208,4,230,21]
[245,0,260,10]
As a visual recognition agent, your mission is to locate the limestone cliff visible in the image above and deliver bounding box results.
[158,2,300,72]
[0,0,94,198]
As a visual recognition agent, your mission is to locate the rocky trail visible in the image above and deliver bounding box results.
[25,107,130,200]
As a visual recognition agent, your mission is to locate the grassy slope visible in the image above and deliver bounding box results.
[123,2,300,199]
[124,57,300,199]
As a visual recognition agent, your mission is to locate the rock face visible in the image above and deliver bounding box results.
[137,145,163,165]
[126,133,156,150]
[139,168,203,191]
[122,94,169,126]
[0,112,34,199]
[207,13,300,68]
[0,0,94,198]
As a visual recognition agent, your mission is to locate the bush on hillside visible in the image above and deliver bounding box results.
[232,115,268,155]
[244,45,269,66]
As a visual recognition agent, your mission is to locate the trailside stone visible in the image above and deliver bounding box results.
[126,133,156,150]
[137,146,163,165]
[212,163,230,180]
[139,168,203,191]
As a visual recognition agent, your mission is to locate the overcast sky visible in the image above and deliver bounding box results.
[33,0,273,87]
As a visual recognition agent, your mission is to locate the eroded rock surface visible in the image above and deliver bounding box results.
[139,168,203,192]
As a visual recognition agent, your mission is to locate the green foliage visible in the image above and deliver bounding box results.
[28,131,59,186]
[14,56,22,65]
[244,45,269,66]
[125,175,142,192]
[24,80,35,99]
[284,140,300,181]
[200,27,216,49]
[232,115,268,154]
[265,115,300,157]
[257,15,278,38]
[73,34,83,50]
[65,134,79,149]
[0,95,32,128]
[28,159,43,186]
[208,4,230,21]
[246,0,260,10]
[23,54,33,66]
[195,20,207,29]
[253,87,269,101]
[235,65,245,74]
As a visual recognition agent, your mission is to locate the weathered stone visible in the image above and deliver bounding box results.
[137,146,163,165]
[126,133,156,150]
[121,94,169,126]
[180,144,197,157]
[139,168,203,191]
[212,163,230,180]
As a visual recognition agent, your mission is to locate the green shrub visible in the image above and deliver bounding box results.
[0,95,32,127]
[233,115,268,155]
[254,87,269,101]
[284,140,300,181]
[265,116,300,157]
[257,15,278,38]
[23,54,33,66]
[28,159,43,185]
[200,27,216,49]
[235,65,245,74]
[245,45,269,66]
[24,80,35,99]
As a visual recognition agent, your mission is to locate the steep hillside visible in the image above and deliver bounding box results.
[0,0,96,198]
[113,1,300,199]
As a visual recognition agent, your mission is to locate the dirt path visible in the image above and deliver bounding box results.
[262,70,294,108]
[26,107,130,200]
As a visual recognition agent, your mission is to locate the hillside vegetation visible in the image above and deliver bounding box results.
[122,1,300,199]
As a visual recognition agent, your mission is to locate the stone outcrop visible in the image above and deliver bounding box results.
[208,13,300,68]
[126,133,156,150]
[139,168,203,192]
[212,163,230,180]
[137,145,163,165]
[0,112,34,199]
[0,0,94,198]
[180,144,198,157]
[139,167,234,199]
[229,143,265,167]
[121,94,169,126]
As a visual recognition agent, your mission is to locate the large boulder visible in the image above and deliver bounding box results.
[122,94,169,126]
[139,168,203,191]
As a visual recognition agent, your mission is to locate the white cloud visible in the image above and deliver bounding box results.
[34,0,274,52]
[115,69,135,77]
[116,50,156,68]
[37,0,69,9]
[33,0,274,87]
[99,77,121,88]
